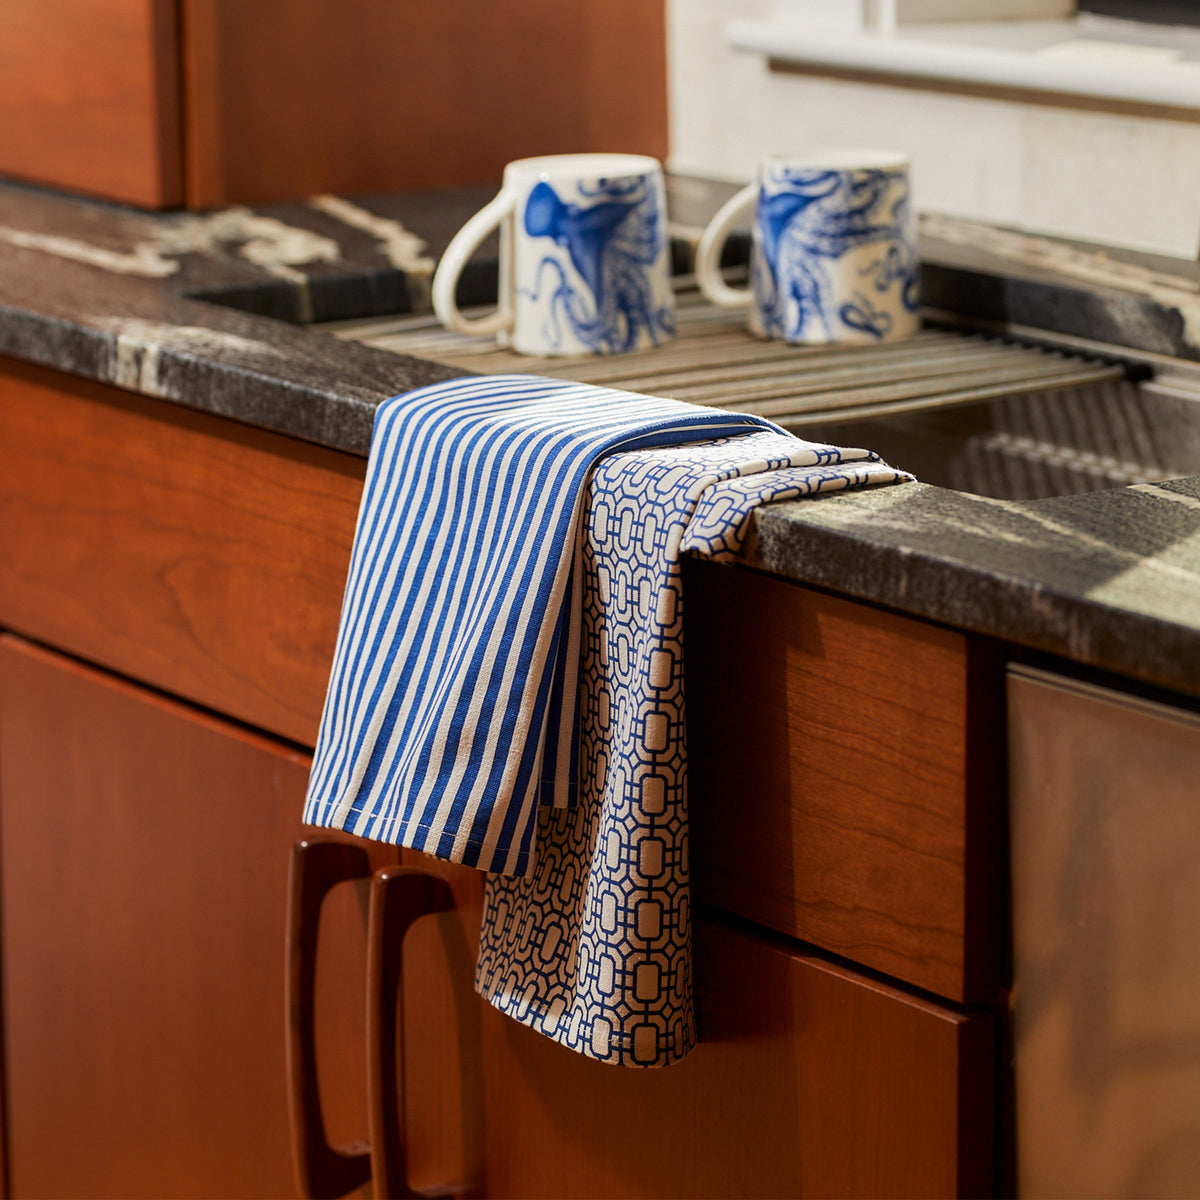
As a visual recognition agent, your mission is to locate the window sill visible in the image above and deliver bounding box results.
[726,14,1200,113]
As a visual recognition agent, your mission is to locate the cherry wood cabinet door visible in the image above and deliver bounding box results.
[180,0,668,207]
[0,635,386,1198]
[0,0,182,207]
[1009,666,1200,1198]
[0,0,665,210]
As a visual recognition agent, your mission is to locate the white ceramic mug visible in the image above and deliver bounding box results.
[695,150,920,345]
[431,153,676,357]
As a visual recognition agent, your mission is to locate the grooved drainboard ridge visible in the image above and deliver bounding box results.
[325,291,1125,424]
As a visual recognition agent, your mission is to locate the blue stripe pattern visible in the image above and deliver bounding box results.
[304,375,788,875]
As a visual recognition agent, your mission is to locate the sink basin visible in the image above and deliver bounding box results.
[794,373,1200,501]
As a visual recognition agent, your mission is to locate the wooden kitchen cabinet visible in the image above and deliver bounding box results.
[0,635,392,1198]
[0,356,1002,1195]
[0,0,667,210]
[0,629,995,1198]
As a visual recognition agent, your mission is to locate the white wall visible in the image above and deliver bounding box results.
[667,0,1200,257]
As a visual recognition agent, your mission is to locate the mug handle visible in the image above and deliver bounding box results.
[431,186,518,337]
[694,183,757,309]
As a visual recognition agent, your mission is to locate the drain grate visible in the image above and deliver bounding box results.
[327,290,1126,428]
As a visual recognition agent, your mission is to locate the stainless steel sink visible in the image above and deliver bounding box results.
[792,371,1200,501]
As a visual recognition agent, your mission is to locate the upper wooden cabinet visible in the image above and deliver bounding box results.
[0,1,183,208]
[0,0,669,210]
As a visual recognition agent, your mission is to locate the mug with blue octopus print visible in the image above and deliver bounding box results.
[431,153,676,356]
[695,150,920,345]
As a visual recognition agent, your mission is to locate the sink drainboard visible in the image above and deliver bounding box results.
[325,291,1197,501]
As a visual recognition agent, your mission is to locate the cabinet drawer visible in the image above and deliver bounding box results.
[0,357,363,746]
[404,863,995,1199]
[685,559,1005,1003]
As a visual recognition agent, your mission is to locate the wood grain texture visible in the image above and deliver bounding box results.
[684,559,1005,1004]
[1010,668,1200,1199]
[180,0,668,207]
[0,356,365,747]
[0,636,395,1198]
[0,0,182,207]
[399,859,994,1199]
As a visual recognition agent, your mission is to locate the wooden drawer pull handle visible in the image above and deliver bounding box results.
[367,867,456,1199]
[286,838,373,1199]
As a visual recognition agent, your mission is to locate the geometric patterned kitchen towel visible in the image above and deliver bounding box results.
[475,431,911,1066]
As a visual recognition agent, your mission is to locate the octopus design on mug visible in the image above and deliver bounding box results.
[522,178,675,354]
[755,167,919,342]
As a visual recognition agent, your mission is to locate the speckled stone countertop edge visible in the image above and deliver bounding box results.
[0,285,467,459]
[738,479,1200,701]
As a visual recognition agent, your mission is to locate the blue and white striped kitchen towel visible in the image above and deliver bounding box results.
[304,374,910,1065]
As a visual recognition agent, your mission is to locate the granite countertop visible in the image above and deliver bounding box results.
[2,176,1198,701]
